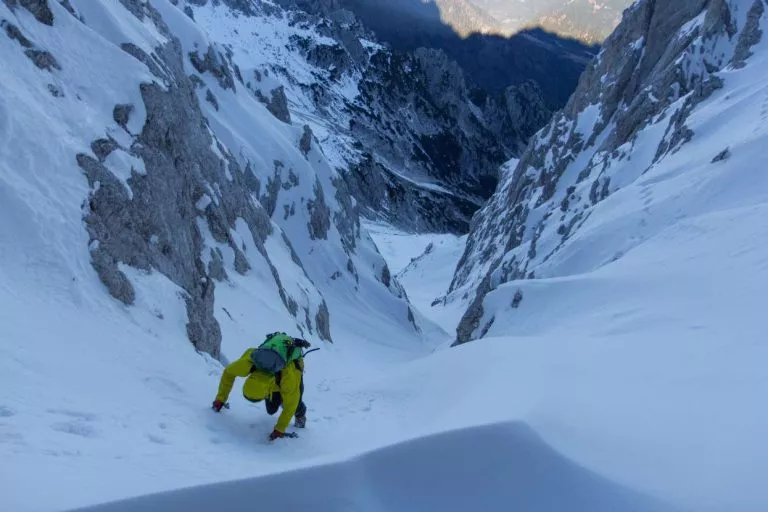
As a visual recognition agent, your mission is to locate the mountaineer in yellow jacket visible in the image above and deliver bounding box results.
[211,333,310,441]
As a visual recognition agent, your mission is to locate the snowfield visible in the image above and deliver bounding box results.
[71,422,672,512]
[6,206,767,512]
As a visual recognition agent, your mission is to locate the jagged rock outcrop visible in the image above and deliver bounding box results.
[346,46,544,232]
[0,0,428,358]
[452,0,767,344]
[218,0,555,233]
[327,0,598,107]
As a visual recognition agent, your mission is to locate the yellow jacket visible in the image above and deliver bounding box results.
[215,348,303,433]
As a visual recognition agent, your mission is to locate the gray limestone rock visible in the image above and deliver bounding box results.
[299,125,313,156]
[315,300,332,342]
[19,0,53,26]
[59,0,75,17]
[733,0,765,68]
[24,48,60,71]
[307,177,331,240]
[90,246,136,306]
[120,43,169,82]
[2,21,32,48]
[208,248,228,281]
[113,104,134,129]
[711,147,731,163]
[90,138,119,162]
[205,89,219,111]
[453,0,762,344]
[189,45,236,91]
[266,86,291,123]
[346,46,548,233]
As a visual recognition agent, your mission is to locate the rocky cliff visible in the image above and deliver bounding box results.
[451,0,767,343]
[0,0,426,358]
[194,0,554,233]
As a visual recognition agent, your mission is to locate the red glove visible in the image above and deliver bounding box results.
[269,429,298,441]
[212,400,227,412]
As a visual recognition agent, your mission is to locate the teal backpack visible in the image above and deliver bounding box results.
[250,332,309,374]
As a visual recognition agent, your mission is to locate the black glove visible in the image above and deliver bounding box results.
[211,400,229,412]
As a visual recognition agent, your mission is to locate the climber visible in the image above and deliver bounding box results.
[211,332,310,441]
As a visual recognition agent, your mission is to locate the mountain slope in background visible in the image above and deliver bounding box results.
[325,0,599,107]
[473,0,632,43]
[0,0,435,363]
[451,0,768,342]
[193,0,548,233]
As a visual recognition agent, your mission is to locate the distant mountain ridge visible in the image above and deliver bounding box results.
[368,0,633,44]
[328,0,599,107]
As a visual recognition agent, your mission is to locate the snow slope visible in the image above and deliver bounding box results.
[0,1,433,510]
[67,198,768,512]
[72,423,671,512]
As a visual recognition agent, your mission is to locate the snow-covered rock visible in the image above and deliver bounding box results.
[181,0,553,233]
[0,0,428,359]
[452,0,768,343]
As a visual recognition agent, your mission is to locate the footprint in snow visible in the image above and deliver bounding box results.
[51,422,99,438]
[0,428,25,446]
[47,408,98,422]
[0,405,15,418]
[146,434,170,445]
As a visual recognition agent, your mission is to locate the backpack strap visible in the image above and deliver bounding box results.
[285,343,296,362]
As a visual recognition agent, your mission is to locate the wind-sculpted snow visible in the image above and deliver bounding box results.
[453,0,768,343]
[68,422,672,512]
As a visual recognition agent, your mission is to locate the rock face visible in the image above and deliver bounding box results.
[326,0,598,107]
[259,0,556,233]
[346,47,551,232]
[227,0,566,233]
[452,0,767,344]
[0,0,426,358]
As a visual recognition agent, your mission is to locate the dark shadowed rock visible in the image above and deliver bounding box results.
[2,21,32,48]
[733,0,765,68]
[315,300,332,342]
[205,89,219,110]
[189,45,236,91]
[453,0,763,344]
[113,104,134,129]
[307,178,331,240]
[19,0,53,26]
[25,49,60,71]
[90,246,136,306]
[266,86,291,123]
[90,138,119,162]
[299,125,313,156]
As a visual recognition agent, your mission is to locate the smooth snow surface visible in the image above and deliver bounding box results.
[366,222,467,334]
[73,423,670,512]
